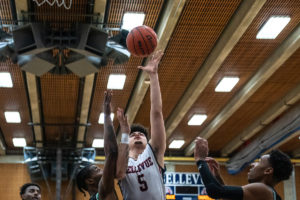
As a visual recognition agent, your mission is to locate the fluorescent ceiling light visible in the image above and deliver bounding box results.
[98,113,114,124]
[107,74,126,90]
[256,16,290,39]
[188,114,207,126]
[169,140,185,149]
[13,138,26,147]
[215,77,239,92]
[0,72,13,88]
[122,12,145,31]
[4,111,21,123]
[92,139,104,148]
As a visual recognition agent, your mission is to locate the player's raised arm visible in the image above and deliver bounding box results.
[98,91,118,199]
[138,50,166,167]
[115,107,129,180]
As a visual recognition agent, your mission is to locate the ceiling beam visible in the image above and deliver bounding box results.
[221,84,300,156]
[185,23,300,156]
[165,0,267,139]
[125,0,187,125]
[26,73,43,147]
[76,74,94,148]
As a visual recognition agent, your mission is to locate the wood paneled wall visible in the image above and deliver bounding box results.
[0,163,87,200]
[0,164,31,199]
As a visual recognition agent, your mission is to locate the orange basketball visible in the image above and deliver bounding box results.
[126,25,158,57]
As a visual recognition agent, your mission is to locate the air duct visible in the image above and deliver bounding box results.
[227,102,300,174]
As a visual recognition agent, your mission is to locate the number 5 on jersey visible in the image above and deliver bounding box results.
[137,174,148,191]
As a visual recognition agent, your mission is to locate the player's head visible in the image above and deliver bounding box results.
[129,124,148,149]
[269,150,293,182]
[76,164,103,196]
[248,150,293,184]
[20,183,41,200]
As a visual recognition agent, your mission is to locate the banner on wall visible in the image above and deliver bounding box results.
[163,172,214,200]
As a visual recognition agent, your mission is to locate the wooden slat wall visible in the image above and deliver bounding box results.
[0,0,12,33]
[40,73,79,144]
[0,164,31,199]
[86,0,164,146]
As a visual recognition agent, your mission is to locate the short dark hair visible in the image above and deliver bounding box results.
[269,150,293,182]
[76,164,93,196]
[130,124,149,140]
[20,183,41,196]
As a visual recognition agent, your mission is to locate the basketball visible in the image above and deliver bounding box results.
[126,25,158,57]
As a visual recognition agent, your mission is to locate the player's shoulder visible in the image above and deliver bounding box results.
[242,183,273,199]
[243,182,270,190]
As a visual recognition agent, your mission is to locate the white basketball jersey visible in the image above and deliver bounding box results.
[119,144,165,200]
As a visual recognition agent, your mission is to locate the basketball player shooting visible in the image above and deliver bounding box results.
[117,50,166,200]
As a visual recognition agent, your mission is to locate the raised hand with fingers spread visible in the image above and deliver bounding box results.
[137,50,164,75]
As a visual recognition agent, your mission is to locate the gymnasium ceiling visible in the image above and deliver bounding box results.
[0,0,299,161]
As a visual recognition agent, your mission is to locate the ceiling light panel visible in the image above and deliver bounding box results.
[215,77,239,92]
[122,12,145,31]
[0,72,13,88]
[4,111,21,123]
[256,16,291,39]
[107,74,126,90]
[169,140,185,149]
[13,138,26,147]
[188,114,207,126]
